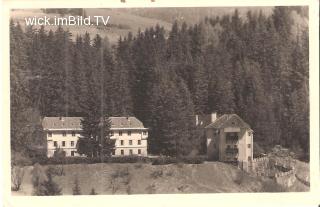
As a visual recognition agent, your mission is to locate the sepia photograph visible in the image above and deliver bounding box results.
[7,4,313,197]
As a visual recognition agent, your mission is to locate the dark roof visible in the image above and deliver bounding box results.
[42,116,146,130]
[205,114,252,130]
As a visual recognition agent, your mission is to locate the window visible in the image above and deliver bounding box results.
[143,131,147,135]
[214,130,220,135]
[62,132,66,137]
[54,141,57,147]
[129,140,132,145]
[128,131,131,136]
[247,144,251,148]
[248,131,252,136]
[62,141,65,147]
[112,150,115,155]
[121,150,124,155]
[120,140,124,145]
[110,131,114,136]
[71,151,75,156]
[119,131,122,136]
[72,131,75,137]
[129,149,133,155]
[71,141,74,147]
[248,156,252,161]
[138,140,141,145]
[48,132,52,137]
[138,149,141,154]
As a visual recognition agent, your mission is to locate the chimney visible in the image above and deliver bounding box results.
[211,112,217,123]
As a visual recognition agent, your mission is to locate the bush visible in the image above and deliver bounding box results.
[72,176,81,195]
[46,165,65,176]
[233,171,245,185]
[145,183,156,194]
[151,156,178,165]
[90,188,98,195]
[30,155,205,166]
[150,170,163,179]
[11,165,25,191]
[152,155,206,165]
[31,155,151,165]
[134,163,143,169]
[260,180,287,192]
[179,156,206,164]
[12,152,33,166]
[31,163,47,195]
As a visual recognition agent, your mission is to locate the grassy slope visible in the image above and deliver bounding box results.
[15,162,265,195]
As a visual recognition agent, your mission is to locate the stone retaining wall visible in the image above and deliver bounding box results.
[249,156,296,187]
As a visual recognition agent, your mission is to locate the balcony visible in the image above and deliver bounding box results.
[226,134,239,143]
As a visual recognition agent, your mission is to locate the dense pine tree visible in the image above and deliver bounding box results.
[10,7,310,160]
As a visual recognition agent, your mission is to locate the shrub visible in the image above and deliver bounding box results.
[30,155,205,166]
[41,172,62,195]
[72,176,81,195]
[31,163,47,195]
[165,170,174,177]
[46,165,65,176]
[234,171,245,185]
[90,188,98,195]
[260,180,287,192]
[151,156,178,165]
[150,169,163,179]
[179,156,206,164]
[145,183,156,194]
[151,156,206,165]
[109,167,131,194]
[134,163,143,169]
[12,152,33,166]
[11,165,25,191]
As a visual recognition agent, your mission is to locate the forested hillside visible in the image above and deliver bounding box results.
[10,7,309,159]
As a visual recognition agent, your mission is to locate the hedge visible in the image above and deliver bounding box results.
[14,155,207,166]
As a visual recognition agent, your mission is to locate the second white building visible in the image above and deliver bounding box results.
[42,116,148,157]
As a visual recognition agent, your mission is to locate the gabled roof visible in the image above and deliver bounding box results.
[42,116,146,130]
[204,114,252,130]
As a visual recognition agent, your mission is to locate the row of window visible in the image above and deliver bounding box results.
[48,131,148,137]
[110,131,147,136]
[48,132,76,137]
[113,149,142,155]
[226,144,251,148]
[53,141,75,147]
[52,139,143,148]
[120,140,142,145]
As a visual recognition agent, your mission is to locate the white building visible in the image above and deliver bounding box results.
[42,116,148,157]
[195,113,253,169]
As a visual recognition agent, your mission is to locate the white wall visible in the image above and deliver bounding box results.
[46,130,80,157]
[111,129,148,156]
[46,129,148,157]
[206,128,253,163]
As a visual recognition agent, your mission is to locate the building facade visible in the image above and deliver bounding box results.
[196,113,253,166]
[42,117,148,157]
